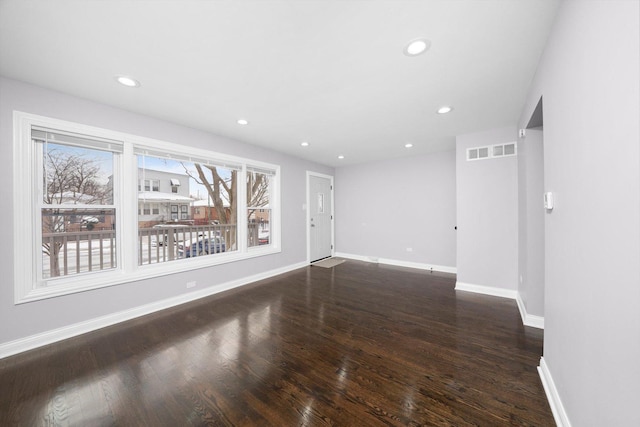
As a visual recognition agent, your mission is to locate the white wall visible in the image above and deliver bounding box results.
[517,129,545,318]
[519,1,640,425]
[0,77,333,348]
[456,127,518,292]
[334,150,456,270]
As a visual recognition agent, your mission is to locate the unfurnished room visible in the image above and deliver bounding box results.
[0,1,638,426]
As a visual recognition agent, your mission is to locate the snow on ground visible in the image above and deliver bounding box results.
[42,232,269,277]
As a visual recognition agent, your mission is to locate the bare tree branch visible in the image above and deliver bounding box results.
[43,148,111,276]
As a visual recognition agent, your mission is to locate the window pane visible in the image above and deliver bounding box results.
[247,171,270,247]
[41,208,116,278]
[248,209,271,247]
[137,155,237,264]
[43,142,113,205]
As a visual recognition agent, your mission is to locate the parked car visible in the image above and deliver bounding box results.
[178,237,226,258]
[258,230,270,245]
[81,216,100,230]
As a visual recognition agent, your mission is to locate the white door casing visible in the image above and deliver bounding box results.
[307,172,334,262]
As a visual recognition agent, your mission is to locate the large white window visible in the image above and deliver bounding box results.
[13,112,280,303]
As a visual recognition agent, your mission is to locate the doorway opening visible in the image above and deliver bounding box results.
[518,96,546,328]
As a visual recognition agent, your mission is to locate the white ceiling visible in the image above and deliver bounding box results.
[0,0,559,167]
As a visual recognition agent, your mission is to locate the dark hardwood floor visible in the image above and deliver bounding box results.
[0,260,554,426]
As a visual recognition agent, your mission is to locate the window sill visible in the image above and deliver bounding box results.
[16,245,281,304]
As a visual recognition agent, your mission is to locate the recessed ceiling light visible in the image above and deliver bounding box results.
[337,155,345,160]
[405,143,414,148]
[115,75,140,87]
[237,119,249,125]
[437,106,453,114]
[404,38,431,56]
[301,141,309,147]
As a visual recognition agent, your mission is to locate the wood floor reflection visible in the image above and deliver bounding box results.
[0,261,554,426]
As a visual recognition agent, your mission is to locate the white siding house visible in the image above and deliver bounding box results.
[138,168,193,224]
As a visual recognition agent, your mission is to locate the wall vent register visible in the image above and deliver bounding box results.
[467,142,517,161]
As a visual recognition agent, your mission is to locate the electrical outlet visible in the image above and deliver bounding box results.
[406,247,413,252]
[186,281,196,289]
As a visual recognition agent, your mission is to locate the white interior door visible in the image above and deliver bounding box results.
[308,174,333,262]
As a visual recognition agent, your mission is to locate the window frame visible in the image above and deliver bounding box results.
[246,168,275,249]
[13,111,281,304]
[139,179,160,192]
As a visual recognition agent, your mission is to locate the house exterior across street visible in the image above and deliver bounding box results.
[137,168,193,227]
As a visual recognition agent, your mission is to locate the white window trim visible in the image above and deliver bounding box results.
[141,179,160,192]
[13,111,281,304]
[246,168,278,250]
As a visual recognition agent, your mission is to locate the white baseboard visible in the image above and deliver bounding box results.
[0,261,307,360]
[516,293,545,329]
[334,252,457,274]
[538,357,572,427]
[454,281,518,300]
[334,252,373,262]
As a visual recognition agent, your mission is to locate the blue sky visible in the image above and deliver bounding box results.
[46,143,233,200]
[137,155,233,200]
